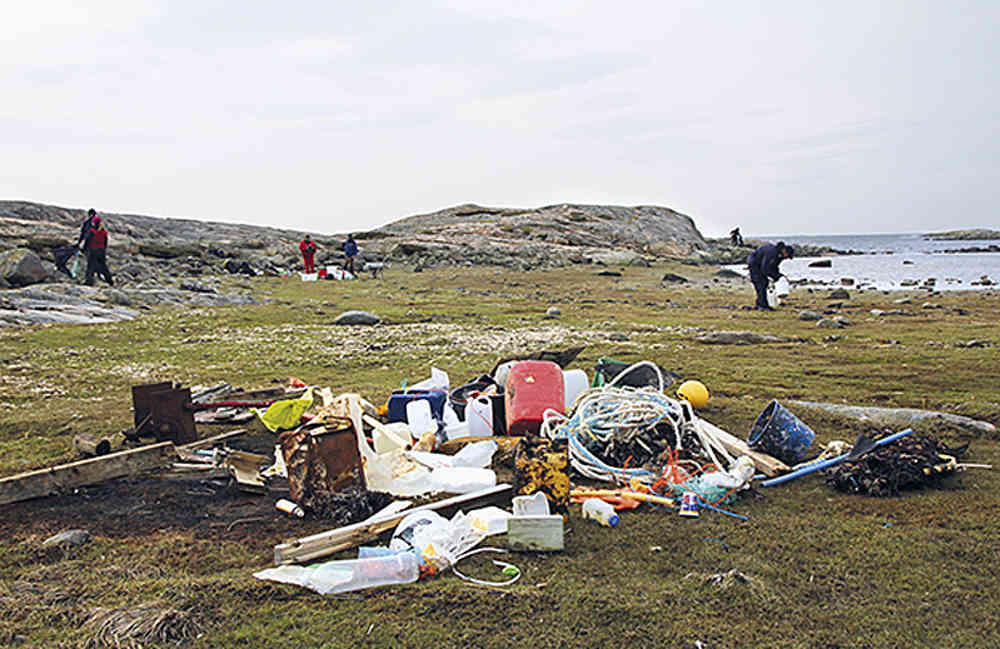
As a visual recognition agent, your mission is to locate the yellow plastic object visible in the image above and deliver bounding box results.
[677,380,710,409]
[253,389,314,432]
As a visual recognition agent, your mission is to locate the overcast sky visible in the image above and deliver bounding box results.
[3,1,997,237]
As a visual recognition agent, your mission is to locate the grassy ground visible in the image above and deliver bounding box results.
[1,263,998,648]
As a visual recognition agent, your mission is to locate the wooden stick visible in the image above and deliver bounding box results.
[361,414,411,450]
[273,484,511,565]
[696,418,790,476]
[0,442,176,506]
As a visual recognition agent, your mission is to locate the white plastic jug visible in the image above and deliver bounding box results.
[562,369,588,411]
[775,275,790,297]
[466,395,494,436]
[406,399,436,437]
[444,420,470,442]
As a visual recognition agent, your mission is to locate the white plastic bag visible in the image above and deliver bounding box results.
[410,367,450,393]
[389,510,486,573]
[338,393,436,497]
[451,441,498,468]
[429,467,497,494]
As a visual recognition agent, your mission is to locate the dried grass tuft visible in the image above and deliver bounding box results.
[83,601,203,648]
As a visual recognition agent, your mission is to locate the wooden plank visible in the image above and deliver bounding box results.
[696,418,790,477]
[0,442,176,506]
[273,483,511,565]
[225,450,269,493]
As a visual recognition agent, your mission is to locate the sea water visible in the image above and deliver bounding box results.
[729,233,1000,291]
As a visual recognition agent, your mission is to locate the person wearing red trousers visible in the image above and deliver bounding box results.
[299,235,318,273]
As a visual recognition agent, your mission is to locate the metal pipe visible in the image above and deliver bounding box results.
[759,428,915,487]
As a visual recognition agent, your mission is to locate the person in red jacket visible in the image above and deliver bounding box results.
[299,235,318,273]
[83,217,114,286]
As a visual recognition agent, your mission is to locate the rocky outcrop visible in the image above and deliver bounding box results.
[0,284,260,326]
[365,203,708,268]
[2,200,712,274]
[925,228,1000,241]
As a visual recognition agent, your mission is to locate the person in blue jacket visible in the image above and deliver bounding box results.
[343,234,358,275]
[746,241,793,310]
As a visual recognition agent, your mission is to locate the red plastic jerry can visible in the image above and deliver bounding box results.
[504,360,565,436]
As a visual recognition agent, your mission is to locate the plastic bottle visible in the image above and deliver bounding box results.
[275,499,305,517]
[581,498,620,527]
[304,552,420,594]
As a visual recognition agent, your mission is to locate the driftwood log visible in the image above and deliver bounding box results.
[791,401,997,437]
[73,432,112,457]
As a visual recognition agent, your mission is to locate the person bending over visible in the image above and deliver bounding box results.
[746,241,792,310]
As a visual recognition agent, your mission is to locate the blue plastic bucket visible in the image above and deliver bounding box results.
[747,400,815,465]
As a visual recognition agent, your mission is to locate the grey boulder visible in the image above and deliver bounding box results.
[333,310,380,325]
[0,248,48,287]
[43,529,92,548]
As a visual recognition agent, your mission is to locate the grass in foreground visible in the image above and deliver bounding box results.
[1,263,998,648]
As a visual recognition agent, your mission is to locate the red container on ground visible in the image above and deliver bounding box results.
[504,360,565,436]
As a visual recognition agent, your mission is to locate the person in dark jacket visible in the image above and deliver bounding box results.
[343,234,358,275]
[729,227,744,246]
[746,241,793,310]
[83,216,114,286]
[77,208,98,250]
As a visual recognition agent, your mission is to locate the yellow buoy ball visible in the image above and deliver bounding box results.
[677,380,710,409]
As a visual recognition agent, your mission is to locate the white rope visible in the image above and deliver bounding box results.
[451,548,521,587]
[545,361,732,484]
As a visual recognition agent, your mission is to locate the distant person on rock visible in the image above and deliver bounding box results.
[83,216,114,287]
[746,241,793,311]
[730,227,744,246]
[343,234,358,275]
[299,235,318,273]
[77,208,99,250]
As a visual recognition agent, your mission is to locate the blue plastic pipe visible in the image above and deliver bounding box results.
[759,428,915,487]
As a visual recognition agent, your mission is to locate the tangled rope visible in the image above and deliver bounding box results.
[542,361,735,485]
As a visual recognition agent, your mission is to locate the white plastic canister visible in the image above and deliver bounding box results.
[562,369,588,411]
[406,399,436,437]
[466,395,494,436]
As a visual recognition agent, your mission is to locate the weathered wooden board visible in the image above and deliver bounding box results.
[273,483,511,565]
[0,442,176,506]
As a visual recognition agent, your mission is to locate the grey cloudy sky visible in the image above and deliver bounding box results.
[3,1,997,237]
